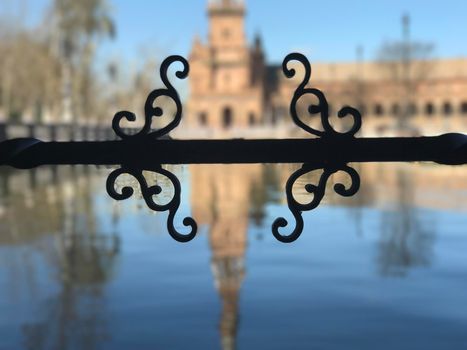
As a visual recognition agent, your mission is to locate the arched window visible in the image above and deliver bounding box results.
[443,102,453,116]
[271,107,278,125]
[408,103,417,116]
[460,102,467,115]
[391,103,400,116]
[277,106,287,118]
[374,104,384,117]
[425,102,435,116]
[248,113,256,126]
[357,105,366,115]
[198,112,207,126]
[223,107,233,129]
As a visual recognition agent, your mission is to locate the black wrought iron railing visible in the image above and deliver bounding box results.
[1,54,466,243]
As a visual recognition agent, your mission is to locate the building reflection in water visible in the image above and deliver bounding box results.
[351,162,467,277]
[377,164,435,277]
[0,166,120,350]
[191,164,255,350]
[189,162,464,348]
[190,164,280,349]
[0,163,466,348]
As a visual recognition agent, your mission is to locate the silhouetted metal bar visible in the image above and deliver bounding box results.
[1,133,466,169]
[1,54,466,244]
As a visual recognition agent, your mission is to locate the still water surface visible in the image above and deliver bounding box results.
[0,163,466,349]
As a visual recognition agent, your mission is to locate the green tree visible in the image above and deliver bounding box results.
[0,29,62,123]
[54,0,115,124]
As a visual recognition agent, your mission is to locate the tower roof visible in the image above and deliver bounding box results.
[208,0,245,16]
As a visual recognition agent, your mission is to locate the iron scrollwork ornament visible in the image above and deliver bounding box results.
[0,54,465,243]
[273,53,364,242]
[283,53,362,138]
[106,53,364,243]
[273,163,361,243]
[112,55,189,140]
[108,55,197,242]
[106,165,197,243]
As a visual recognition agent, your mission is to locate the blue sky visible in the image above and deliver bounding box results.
[10,0,467,64]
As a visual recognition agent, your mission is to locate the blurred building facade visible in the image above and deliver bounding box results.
[187,0,266,137]
[186,0,467,137]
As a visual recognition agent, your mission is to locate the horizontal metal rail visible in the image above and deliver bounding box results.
[1,133,466,169]
[1,54,466,243]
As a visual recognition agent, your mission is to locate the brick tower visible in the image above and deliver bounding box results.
[187,0,265,135]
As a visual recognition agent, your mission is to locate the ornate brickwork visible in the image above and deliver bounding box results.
[187,0,265,137]
[187,0,467,137]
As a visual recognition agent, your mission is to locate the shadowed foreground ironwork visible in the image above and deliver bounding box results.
[0,54,466,243]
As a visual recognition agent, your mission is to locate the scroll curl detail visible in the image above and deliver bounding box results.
[273,163,360,243]
[112,55,189,140]
[106,166,197,243]
[283,53,362,138]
